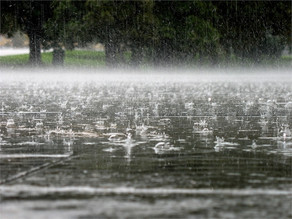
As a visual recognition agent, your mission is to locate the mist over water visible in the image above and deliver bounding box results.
[1,67,292,83]
[0,67,291,218]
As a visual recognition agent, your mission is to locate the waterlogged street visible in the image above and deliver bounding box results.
[0,70,291,218]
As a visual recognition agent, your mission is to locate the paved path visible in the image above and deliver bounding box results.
[0,48,29,56]
[0,48,52,56]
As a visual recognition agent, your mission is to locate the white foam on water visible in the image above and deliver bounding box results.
[0,185,290,197]
[0,154,71,159]
[15,141,45,146]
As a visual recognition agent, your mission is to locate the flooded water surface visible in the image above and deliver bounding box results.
[0,70,291,218]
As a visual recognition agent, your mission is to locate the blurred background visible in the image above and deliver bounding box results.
[0,0,291,68]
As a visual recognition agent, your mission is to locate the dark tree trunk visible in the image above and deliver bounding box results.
[52,47,65,66]
[28,31,42,66]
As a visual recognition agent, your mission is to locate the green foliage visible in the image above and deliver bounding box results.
[44,0,86,50]
[0,1,53,40]
[83,0,156,66]
[1,0,290,67]
[152,1,220,65]
[213,1,291,62]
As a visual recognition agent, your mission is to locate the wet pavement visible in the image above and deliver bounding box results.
[0,70,291,218]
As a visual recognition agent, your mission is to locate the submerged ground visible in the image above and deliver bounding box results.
[0,69,291,218]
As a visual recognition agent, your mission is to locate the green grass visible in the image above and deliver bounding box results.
[0,50,106,67]
[281,55,292,64]
[42,52,53,65]
[65,50,105,67]
[0,49,291,68]
[0,53,29,66]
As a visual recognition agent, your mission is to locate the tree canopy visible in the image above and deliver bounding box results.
[1,0,53,65]
[1,0,291,67]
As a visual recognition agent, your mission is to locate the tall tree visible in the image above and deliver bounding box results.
[152,1,220,66]
[0,0,53,65]
[84,0,156,67]
[44,0,86,65]
[84,0,125,67]
[119,0,156,66]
